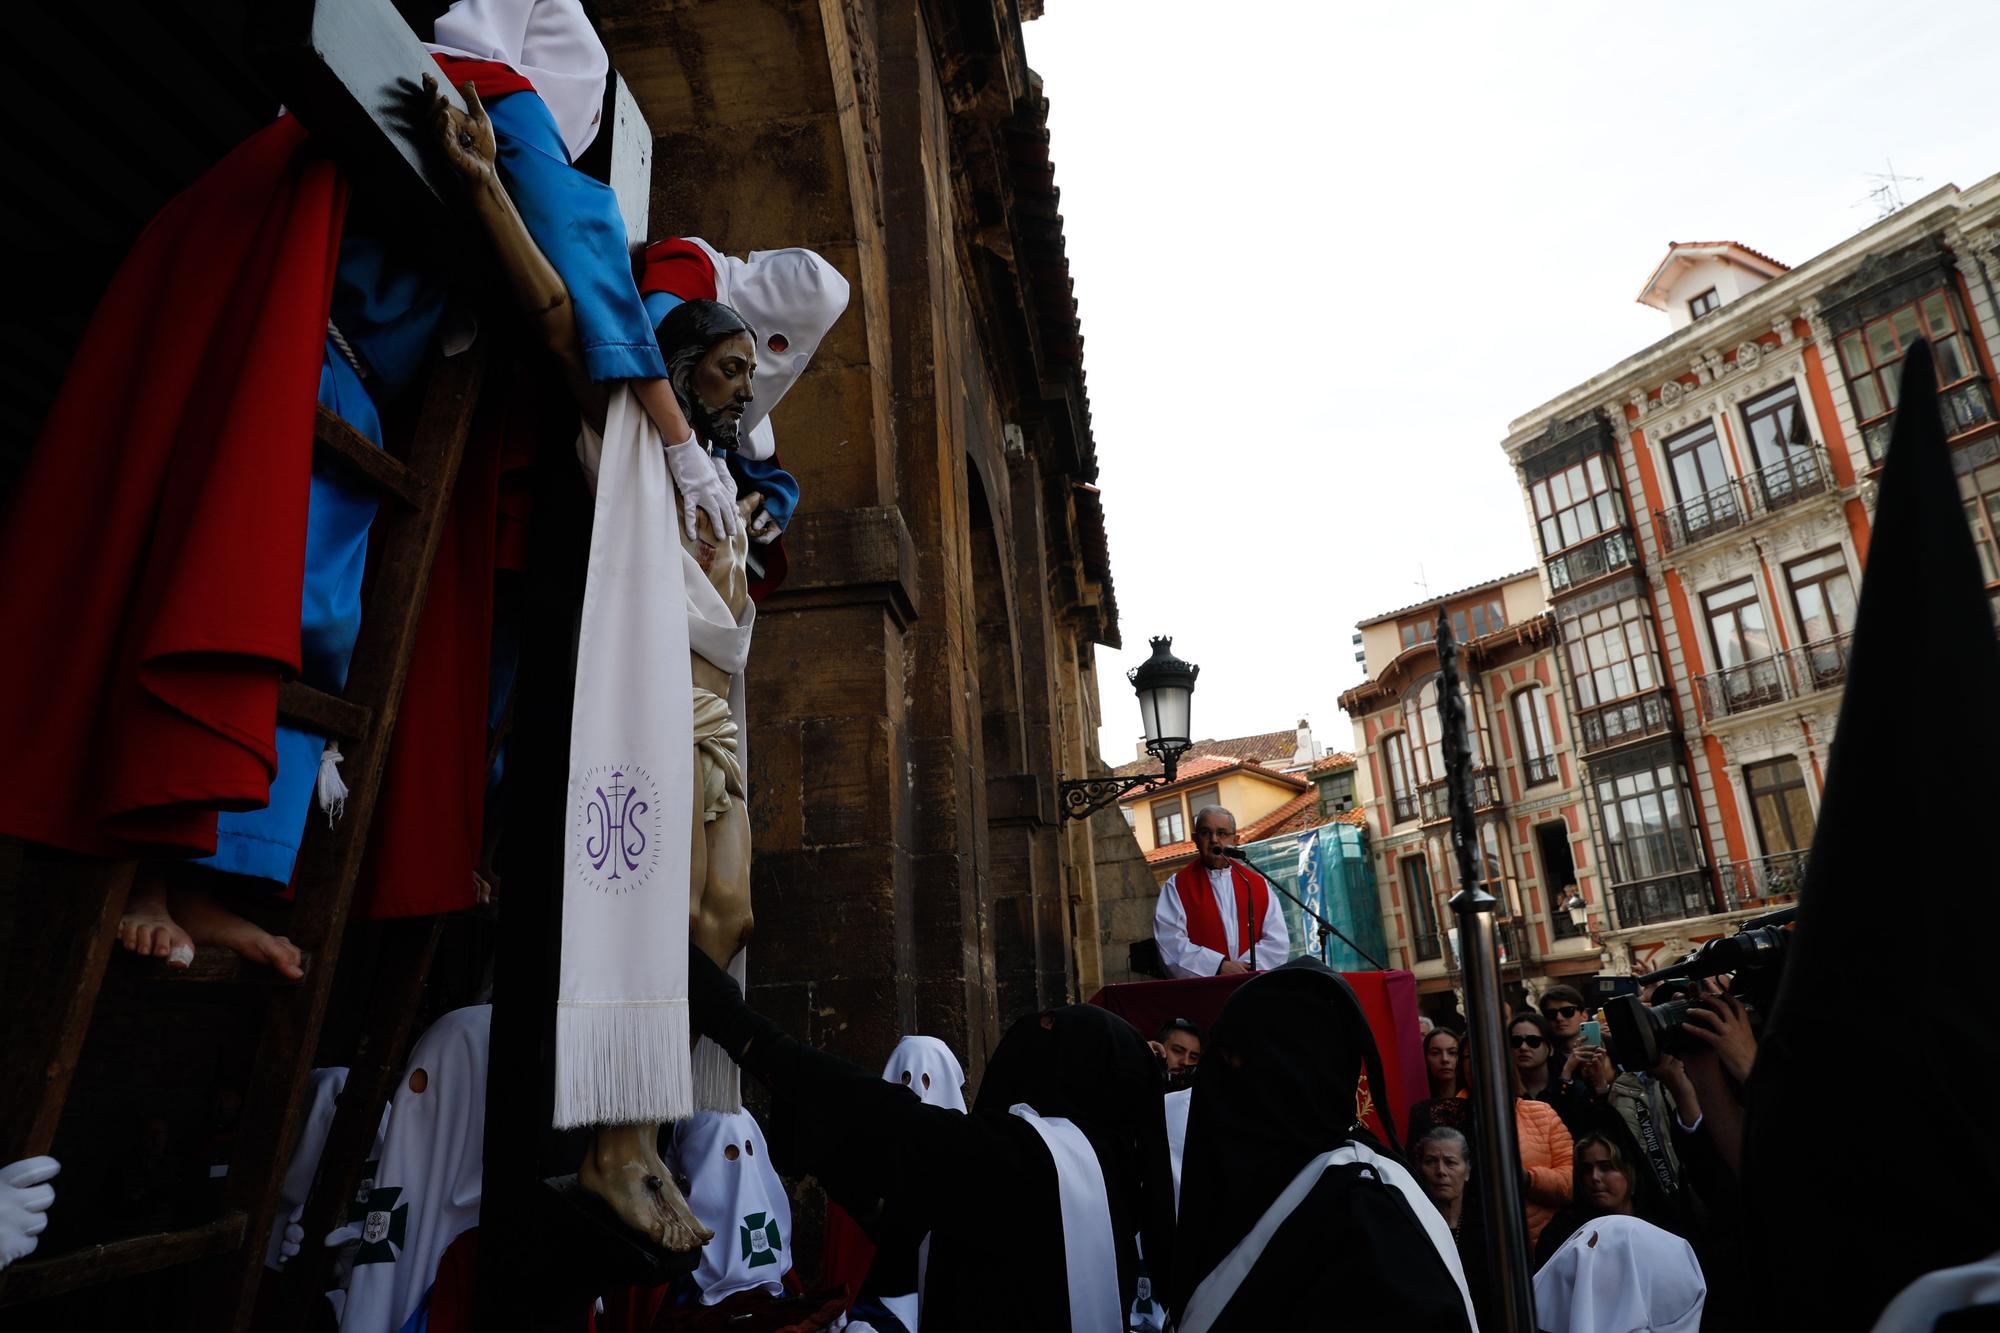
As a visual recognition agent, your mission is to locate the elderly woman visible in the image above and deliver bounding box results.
[1414,1126,1501,1327]
[1413,1128,1472,1253]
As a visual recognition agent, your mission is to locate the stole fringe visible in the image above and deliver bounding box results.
[691,1037,740,1113]
[693,950,746,1112]
[553,999,693,1129]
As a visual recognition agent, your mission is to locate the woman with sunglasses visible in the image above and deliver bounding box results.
[1510,1011,1596,1137]
[1507,1014,1575,1249]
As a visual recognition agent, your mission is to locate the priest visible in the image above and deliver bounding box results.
[1152,806,1290,978]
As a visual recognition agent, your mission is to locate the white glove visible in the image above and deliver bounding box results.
[0,1156,59,1270]
[748,505,782,545]
[280,1221,305,1263]
[664,434,737,541]
[324,1221,363,1248]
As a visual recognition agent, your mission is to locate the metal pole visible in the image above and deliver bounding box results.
[1436,612,1537,1330]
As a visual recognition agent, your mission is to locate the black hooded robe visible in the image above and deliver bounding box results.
[1173,960,1475,1332]
[687,950,1175,1333]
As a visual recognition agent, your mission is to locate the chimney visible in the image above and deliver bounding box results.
[1295,718,1314,767]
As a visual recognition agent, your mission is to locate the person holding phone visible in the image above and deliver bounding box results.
[1515,1008,1597,1136]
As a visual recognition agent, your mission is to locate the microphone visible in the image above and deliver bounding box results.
[1221,844,1253,861]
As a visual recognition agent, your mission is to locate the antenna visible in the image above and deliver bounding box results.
[1414,561,1430,598]
[1856,158,1922,219]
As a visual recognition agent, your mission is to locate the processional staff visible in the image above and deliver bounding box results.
[1435,610,1537,1330]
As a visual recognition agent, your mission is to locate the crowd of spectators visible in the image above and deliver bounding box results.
[1407,978,1757,1330]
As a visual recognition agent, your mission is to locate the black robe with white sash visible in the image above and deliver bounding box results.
[1172,960,1475,1330]
[687,949,1175,1332]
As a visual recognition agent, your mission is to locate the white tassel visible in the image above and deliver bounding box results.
[316,744,349,826]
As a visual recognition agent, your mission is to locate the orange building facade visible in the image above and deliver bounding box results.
[1340,572,1605,1014]
[1498,180,2000,976]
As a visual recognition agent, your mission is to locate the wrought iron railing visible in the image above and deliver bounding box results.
[1750,447,1833,514]
[1577,688,1675,754]
[1696,633,1854,720]
[1719,849,1809,909]
[1657,446,1833,553]
[1523,754,1559,786]
[1545,528,1638,592]
[1657,483,1747,550]
[1550,902,1587,941]
[1863,379,1997,462]
[1391,792,1420,824]
[1411,929,1442,962]
[1610,871,1714,928]
[1420,769,1499,823]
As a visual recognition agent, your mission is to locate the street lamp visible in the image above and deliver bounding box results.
[1059,636,1199,822]
[1563,889,1589,934]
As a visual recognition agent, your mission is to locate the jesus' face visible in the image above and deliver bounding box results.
[687,332,757,451]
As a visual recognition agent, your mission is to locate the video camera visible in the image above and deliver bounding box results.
[1601,906,1793,1071]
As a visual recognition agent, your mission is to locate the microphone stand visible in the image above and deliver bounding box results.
[1223,845,1387,971]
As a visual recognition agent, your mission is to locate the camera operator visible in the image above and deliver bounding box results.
[1674,981,1756,1177]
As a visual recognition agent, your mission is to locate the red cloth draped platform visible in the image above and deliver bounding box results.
[1088,970,1428,1145]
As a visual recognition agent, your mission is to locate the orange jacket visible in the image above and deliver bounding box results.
[1515,1096,1574,1247]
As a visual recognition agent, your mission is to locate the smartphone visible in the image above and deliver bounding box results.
[1578,1019,1603,1048]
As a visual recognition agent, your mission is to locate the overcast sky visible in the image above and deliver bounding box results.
[1022,1,2000,764]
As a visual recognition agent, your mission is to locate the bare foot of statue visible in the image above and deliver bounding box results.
[579,1124,713,1253]
[167,882,305,979]
[117,873,194,968]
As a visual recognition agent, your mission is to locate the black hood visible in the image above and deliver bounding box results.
[1745,340,2000,1326]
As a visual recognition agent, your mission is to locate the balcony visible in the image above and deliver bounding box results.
[1523,754,1559,786]
[1546,528,1638,592]
[1656,447,1834,554]
[1411,930,1442,963]
[1419,768,1501,823]
[1719,849,1809,910]
[1696,633,1854,721]
[1577,688,1675,755]
[1610,871,1715,928]
[1863,379,1997,463]
[1391,793,1420,824]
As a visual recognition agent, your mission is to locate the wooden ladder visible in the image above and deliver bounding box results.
[0,1,486,1325]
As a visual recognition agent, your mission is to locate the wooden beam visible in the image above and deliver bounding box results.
[0,1212,247,1308]
[251,0,468,213]
[0,855,134,1163]
[111,943,315,986]
[271,915,441,1327]
[278,679,374,744]
[572,71,652,254]
[314,405,428,510]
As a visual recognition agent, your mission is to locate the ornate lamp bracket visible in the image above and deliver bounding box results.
[1059,749,1184,823]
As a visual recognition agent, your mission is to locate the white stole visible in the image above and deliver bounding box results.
[1163,1088,1192,1216]
[1176,1141,1477,1333]
[554,387,695,1128]
[1008,1105,1122,1333]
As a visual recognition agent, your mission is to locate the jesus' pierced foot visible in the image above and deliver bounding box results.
[579,1126,713,1253]
[118,873,195,968]
[168,882,305,979]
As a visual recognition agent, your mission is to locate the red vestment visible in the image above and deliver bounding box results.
[1170,858,1271,964]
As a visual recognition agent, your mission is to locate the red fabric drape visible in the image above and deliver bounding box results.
[816,1199,876,1315]
[430,54,538,102]
[0,116,342,858]
[1089,969,1427,1144]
